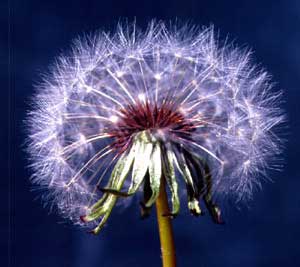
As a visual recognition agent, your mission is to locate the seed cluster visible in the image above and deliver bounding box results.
[26,22,284,231]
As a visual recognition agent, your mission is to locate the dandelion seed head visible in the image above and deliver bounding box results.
[26,21,285,227]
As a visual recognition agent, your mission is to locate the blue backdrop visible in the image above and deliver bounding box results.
[6,0,300,266]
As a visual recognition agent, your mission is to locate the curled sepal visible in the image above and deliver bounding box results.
[182,150,223,222]
[188,199,202,216]
[174,150,196,193]
[99,187,131,197]
[140,172,152,219]
[88,143,137,212]
[162,149,180,217]
[127,131,153,195]
[173,150,203,216]
[90,209,112,235]
[81,145,135,230]
[145,143,162,208]
[202,163,224,224]
[204,197,224,224]
[139,201,152,219]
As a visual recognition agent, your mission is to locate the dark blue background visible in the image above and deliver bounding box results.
[6,0,300,266]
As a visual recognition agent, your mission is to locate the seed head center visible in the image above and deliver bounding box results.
[109,101,196,150]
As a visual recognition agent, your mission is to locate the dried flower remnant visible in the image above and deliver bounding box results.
[27,22,284,234]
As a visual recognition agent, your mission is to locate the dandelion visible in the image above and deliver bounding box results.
[26,21,284,267]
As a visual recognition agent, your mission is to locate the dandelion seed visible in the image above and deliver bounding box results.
[154,73,162,80]
[138,93,146,103]
[109,115,119,124]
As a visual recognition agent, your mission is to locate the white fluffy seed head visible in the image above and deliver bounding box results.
[26,21,285,225]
